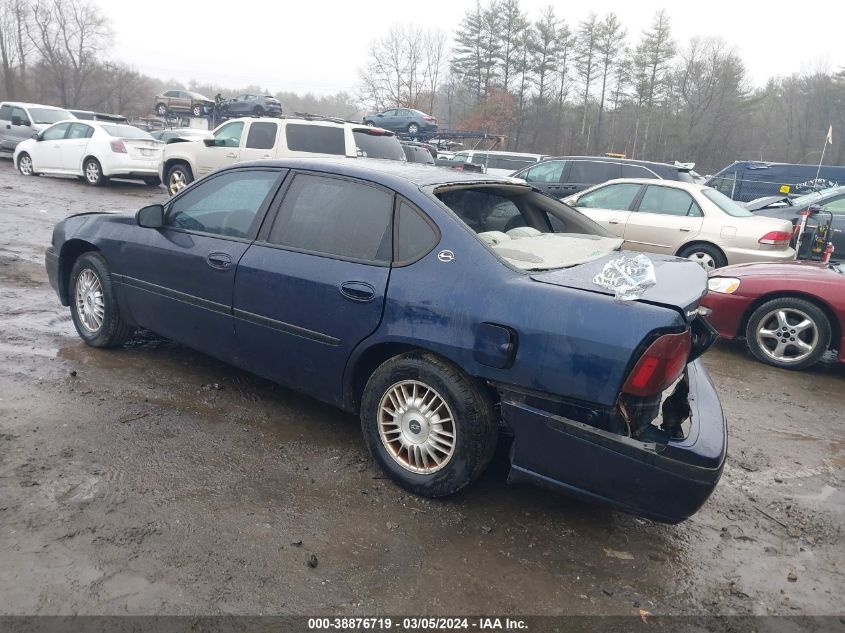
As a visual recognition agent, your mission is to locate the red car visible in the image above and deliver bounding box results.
[700,261,845,370]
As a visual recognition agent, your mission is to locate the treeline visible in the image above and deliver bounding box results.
[359,1,845,173]
[0,0,360,119]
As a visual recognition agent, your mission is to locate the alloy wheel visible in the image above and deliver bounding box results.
[755,308,818,364]
[168,170,188,195]
[19,155,33,176]
[377,380,456,474]
[85,161,100,184]
[75,269,105,333]
[687,251,716,270]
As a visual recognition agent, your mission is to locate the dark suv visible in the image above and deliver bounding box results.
[513,156,695,197]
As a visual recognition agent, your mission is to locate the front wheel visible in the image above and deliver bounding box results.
[360,352,498,497]
[83,158,108,186]
[192,104,203,117]
[155,103,167,117]
[253,106,264,117]
[745,297,831,370]
[69,252,135,347]
[166,163,193,196]
[17,152,35,176]
[407,123,420,135]
[677,243,726,270]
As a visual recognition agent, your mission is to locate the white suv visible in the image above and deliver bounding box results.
[160,116,406,195]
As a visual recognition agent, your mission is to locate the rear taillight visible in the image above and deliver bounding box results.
[758,230,791,246]
[622,331,692,397]
[424,116,436,122]
[110,140,127,153]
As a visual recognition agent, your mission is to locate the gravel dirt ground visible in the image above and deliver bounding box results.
[0,158,843,618]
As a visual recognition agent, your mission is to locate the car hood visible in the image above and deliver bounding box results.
[709,261,838,279]
[530,252,708,317]
[745,195,790,211]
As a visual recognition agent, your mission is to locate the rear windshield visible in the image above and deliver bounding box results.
[286,124,345,155]
[99,124,154,140]
[434,185,621,270]
[702,189,753,216]
[353,130,405,161]
[402,145,434,164]
[30,108,73,124]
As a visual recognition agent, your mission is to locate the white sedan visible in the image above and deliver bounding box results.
[563,178,796,269]
[13,120,164,186]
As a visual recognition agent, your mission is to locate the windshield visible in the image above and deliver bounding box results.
[702,188,753,217]
[434,185,621,270]
[99,124,155,140]
[30,108,73,124]
[791,187,845,207]
[353,130,405,161]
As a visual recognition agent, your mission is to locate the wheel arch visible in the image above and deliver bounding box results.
[739,291,841,349]
[82,154,103,175]
[58,239,101,305]
[163,157,194,179]
[676,240,727,262]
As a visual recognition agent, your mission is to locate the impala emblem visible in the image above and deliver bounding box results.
[437,250,455,262]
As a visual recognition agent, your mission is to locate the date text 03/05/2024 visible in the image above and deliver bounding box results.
[307,617,528,630]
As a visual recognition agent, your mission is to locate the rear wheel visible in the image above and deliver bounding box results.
[155,103,167,117]
[745,297,831,370]
[69,252,134,347]
[678,243,726,270]
[253,105,265,117]
[166,163,193,196]
[83,158,107,186]
[360,352,498,497]
[192,104,203,117]
[407,123,420,135]
[17,152,34,176]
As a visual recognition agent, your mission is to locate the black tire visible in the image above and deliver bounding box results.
[144,176,161,187]
[69,252,134,348]
[192,104,203,117]
[17,152,35,176]
[744,297,831,370]
[155,103,167,117]
[677,242,727,270]
[364,120,375,127]
[83,157,108,186]
[407,123,420,135]
[360,352,498,498]
[166,163,193,196]
[253,106,264,117]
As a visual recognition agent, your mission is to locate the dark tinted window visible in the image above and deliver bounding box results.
[41,123,71,141]
[621,164,657,179]
[269,174,393,262]
[285,124,345,155]
[402,145,434,164]
[638,186,700,217]
[167,170,279,238]
[523,160,566,183]
[397,201,438,263]
[487,155,537,171]
[353,129,405,160]
[67,123,94,139]
[568,160,620,184]
[246,122,278,149]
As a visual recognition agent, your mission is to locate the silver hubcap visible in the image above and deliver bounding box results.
[378,380,456,474]
[75,269,105,333]
[169,170,187,195]
[85,161,100,184]
[756,308,818,363]
[19,155,32,175]
[409,125,418,134]
[687,251,717,270]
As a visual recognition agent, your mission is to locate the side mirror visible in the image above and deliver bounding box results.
[376,113,383,117]
[136,204,164,228]
[31,132,40,140]
[203,137,224,147]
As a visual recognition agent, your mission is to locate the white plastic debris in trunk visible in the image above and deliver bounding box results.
[593,254,657,301]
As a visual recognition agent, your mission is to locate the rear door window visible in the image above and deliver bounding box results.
[67,123,94,139]
[524,160,566,183]
[246,122,278,150]
[568,160,621,184]
[638,186,701,217]
[621,164,658,179]
[268,174,393,262]
[577,183,642,210]
[0,105,11,120]
[285,124,345,155]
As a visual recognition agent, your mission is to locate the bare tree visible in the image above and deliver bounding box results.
[594,13,626,152]
[632,9,675,159]
[26,0,111,107]
[575,11,599,142]
[497,0,529,92]
[0,0,31,99]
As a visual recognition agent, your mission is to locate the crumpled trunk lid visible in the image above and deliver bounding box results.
[530,252,708,319]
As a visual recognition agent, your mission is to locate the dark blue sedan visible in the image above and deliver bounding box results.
[45,158,727,522]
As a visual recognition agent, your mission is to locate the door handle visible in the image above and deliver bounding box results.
[340,281,376,302]
[608,220,621,225]
[206,252,232,270]
[679,227,692,232]
[225,152,237,158]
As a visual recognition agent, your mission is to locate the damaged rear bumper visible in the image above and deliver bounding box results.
[502,359,726,523]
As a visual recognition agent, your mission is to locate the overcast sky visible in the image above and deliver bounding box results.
[107,0,843,96]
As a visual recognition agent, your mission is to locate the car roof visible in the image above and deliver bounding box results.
[545,155,684,169]
[0,102,69,110]
[583,178,708,193]
[228,157,519,188]
[457,150,547,158]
